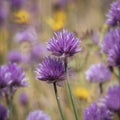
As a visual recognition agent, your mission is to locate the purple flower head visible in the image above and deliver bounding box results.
[84,103,113,120]
[7,51,22,63]
[19,92,28,106]
[86,64,112,83]
[106,0,120,26]
[14,30,37,44]
[102,28,120,54]
[108,40,120,66]
[0,65,11,89]
[36,57,66,83]
[105,85,120,112]
[31,43,49,63]
[0,104,9,120]
[47,29,82,57]
[27,110,51,120]
[10,0,24,10]
[8,63,28,87]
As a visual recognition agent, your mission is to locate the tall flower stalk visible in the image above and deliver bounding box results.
[53,82,65,120]
[64,57,79,120]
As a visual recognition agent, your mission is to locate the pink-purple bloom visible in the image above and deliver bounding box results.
[0,65,11,89]
[84,103,113,120]
[0,104,9,120]
[0,7,6,27]
[36,57,66,83]
[27,110,50,120]
[106,0,120,26]
[105,85,120,113]
[86,64,112,83]
[47,29,82,57]
[19,92,29,106]
[7,51,22,63]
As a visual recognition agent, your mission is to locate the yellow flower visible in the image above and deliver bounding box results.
[46,10,67,31]
[74,87,90,101]
[12,10,30,24]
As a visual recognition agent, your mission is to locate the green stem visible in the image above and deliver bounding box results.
[99,83,103,95]
[53,82,65,120]
[64,57,79,120]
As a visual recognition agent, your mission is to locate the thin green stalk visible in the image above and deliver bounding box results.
[99,83,103,95]
[53,82,65,120]
[64,57,79,120]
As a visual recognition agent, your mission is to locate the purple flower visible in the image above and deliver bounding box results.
[8,63,28,87]
[106,0,120,26]
[19,92,28,106]
[102,28,120,54]
[26,110,51,120]
[84,103,113,120]
[0,65,11,89]
[86,64,112,83]
[0,104,9,120]
[105,85,120,112]
[10,0,24,10]
[36,57,66,83]
[47,29,82,57]
[7,51,22,63]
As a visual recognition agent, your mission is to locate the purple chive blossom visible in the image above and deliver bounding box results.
[7,51,22,63]
[10,0,24,10]
[86,64,112,83]
[102,28,120,54]
[19,92,29,106]
[84,103,113,120]
[36,57,66,83]
[108,40,120,66]
[0,65,11,89]
[47,29,82,57]
[0,104,9,120]
[27,110,51,120]
[105,85,120,112]
[106,0,120,26]
[8,63,28,87]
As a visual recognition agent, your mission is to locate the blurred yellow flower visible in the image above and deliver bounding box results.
[12,10,30,24]
[74,87,90,101]
[46,11,67,31]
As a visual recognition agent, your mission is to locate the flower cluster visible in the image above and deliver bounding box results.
[106,0,120,26]
[86,64,112,83]
[84,103,113,120]
[105,85,120,112]
[27,110,51,120]
[0,63,27,96]
[102,28,120,66]
[47,29,82,57]
[36,57,66,83]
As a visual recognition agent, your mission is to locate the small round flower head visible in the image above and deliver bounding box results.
[27,110,51,120]
[7,51,22,63]
[102,28,120,54]
[10,0,24,10]
[47,29,82,57]
[108,41,120,66]
[0,65,11,89]
[84,103,113,120]
[8,63,28,87]
[106,0,120,26]
[19,92,28,106]
[36,57,66,83]
[14,30,37,43]
[86,64,112,83]
[0,104,9,120]
[105,85,120,112]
